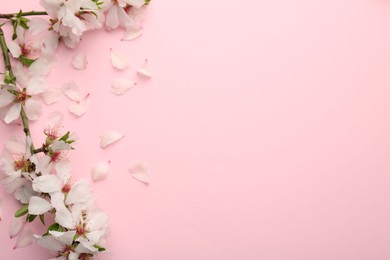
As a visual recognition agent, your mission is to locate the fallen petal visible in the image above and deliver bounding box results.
[62,81,81,101]
[111,79,136,95]
[129,162,150,184]
[46,111,64,129]
[137,59,152,78]
[122,27,143,41]
[110,49,129,70]
[42,87,63,105]
[91,161,110,182]
[9,217,24,238]
[14,228,33,249]
[100,131,124,148]
[69,98,87,117]
[71,52,88,70]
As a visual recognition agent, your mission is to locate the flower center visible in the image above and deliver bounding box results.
[76,225,86,236]
[13,156,26,170]
[62,183,71,193]
[50,151,62,162]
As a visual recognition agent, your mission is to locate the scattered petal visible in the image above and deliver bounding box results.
[111,79,136,95]
[9,217,24,238]
[28,196,52,215]
[122,27,142,41]
[62,81,81,101]
[42,87,63,105]
[71,52,88,70]
[129,162,150,184]
[91,161,110,182]
[100,131,124,148]
[46,111,64,129]
[14,228,33,249]
[110,49,129,70]
[68,95,88,117]
[137,59,152,78]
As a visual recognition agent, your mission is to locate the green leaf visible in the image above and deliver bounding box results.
[20,55,36,67]
[145,0,151,5]
[43,223,64,236]
[39,214,45,225]
[94,245,106,252]
[59,131,70,142]
[27,214,37,223]
[15,204,29,218]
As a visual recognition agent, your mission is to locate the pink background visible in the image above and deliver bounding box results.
[1,0,390,259]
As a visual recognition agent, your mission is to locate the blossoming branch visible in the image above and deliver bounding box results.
[0,0,151,259]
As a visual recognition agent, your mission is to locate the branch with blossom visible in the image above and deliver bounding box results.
[0,0,151,259]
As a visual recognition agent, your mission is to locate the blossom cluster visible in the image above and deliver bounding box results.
[0,0,151,259]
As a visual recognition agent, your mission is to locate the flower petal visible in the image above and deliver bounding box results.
[27,77,48,95]
[25,99,42,121]
[65,180,93,208]
[13,228,33,249]
[49,230,76,246]
[4,103,21,124]
[100,130,124,148]
[54,205,75,229]
[62,81,81,101]
[42,87,63,105]
[129,162,150,184]
[0,89,15,108]
[8,41,21,58]
[111,79,136,95]
[5,135,25,154]
[122,26,143,41]
[9,217,24,238]
[46,111,64,129]
[71,52,88,70]
[69,98,87,117]
[51,140,72,152]
[55,160,71,182]
[110,49,129,70]
[91,161,110,182]
[34,234,65,252]
[137,59,152,78]
[28,196,52,215]
[32,175,62,193]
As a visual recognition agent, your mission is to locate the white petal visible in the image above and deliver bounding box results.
[46,111,64,128]
[129,162,150,184]
[71,52,88,70]
[27,77,48,95]
[28,196,52,215]
[75,238,98,254]
[62,81,81,101]
[31,154,51,175]
[5,135,25,154]
[34,234,65,252]
[25,99,42,121]
[32,175,62,193]
[13,228,33,249]
[105,5,120,29]
[91,161,110,182]
[51,140,72,152]
[65,180,93,208]
[49,191,65,208]
[14,184,36,204]
[42,87,63,105]
[9,217,24,238]
[55,205,75,229]
[137,59,152,78]
[29,18,50,35]
[8,41,21,58]
[49,230,76,245]
[29,59,51,76]
[85,230,105,244]
[4,103,21,124]
[110,49,129,70]
[122,26,143,41]
[0,89,15,108]
[68,97,87,117]
[55,160,71,182]
[128,0,145,8]
[111,79,136,95]
[100,130,124,148]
